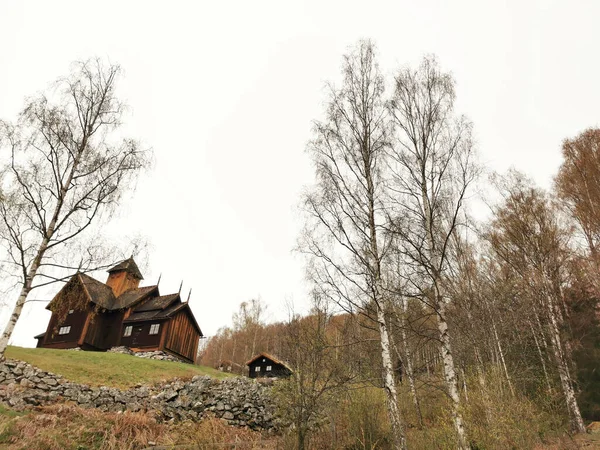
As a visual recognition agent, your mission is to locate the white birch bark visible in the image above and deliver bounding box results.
[436,299,468,449]
[399,297,423,427]
[546,294,585,432]
[529,320,552,392]
[491,319,514,396]
[376,300,407,450]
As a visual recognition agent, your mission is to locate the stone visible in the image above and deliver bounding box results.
[41,377,58,386]
[77,393,91,404]
[20,378,34,388]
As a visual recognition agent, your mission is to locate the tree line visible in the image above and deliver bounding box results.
[202,40,599,449]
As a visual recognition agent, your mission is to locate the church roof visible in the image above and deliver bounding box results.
[134,293,180,312]
[113,285,158,310]
[78,273,117,309]
[107,257,144,280]
[51,273,156,311]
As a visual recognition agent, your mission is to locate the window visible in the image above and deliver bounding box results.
[266,365,272,372]
[255,366,261,372]
[68,310,74,314]
[123,326,132,337]
[58,326,71,335]
[149,323,160,335]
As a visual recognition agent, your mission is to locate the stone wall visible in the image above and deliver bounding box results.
[0,359,278,430]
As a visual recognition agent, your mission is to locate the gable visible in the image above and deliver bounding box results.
[46,275,94,312]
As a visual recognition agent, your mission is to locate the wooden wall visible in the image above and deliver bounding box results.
[84,310,125,350]
[105,271,140,297]
[42,301,90,349]
[120,321,163,349]
[164,310,200,363]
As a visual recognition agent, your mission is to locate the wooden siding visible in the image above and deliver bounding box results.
[105,271,140,297]
[164,309,200,363]
[84,310,125,350]
[43,303,90,348]
[120,321,163,349]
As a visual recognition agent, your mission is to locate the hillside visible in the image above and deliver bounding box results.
[4,346,231,389]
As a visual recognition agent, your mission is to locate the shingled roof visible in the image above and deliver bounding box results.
[113,285,158,310]
[246,352,293,372]
[78,273,116,309]
[134,293,179,312]
[125,302,203,336]
[107,257,144,280]
[56,273,156,311]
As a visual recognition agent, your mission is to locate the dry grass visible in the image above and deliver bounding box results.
[5,346,232,389]
[0,405,279,450]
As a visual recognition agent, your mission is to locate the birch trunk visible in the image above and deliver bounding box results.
[529,320,552,392]
[546,295,585,433]
[492,319,514,396]
[436,299,469,449]
[399,297,423,427]
[422,185,468,448]
[376,302,407,450]
[0,267,37,354]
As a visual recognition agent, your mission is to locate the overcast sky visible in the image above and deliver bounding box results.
[1,0,599,347]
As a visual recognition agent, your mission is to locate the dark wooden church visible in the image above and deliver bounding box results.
[34,258,203,363]
[246,352,293,379]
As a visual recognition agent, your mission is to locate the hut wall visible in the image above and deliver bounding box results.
[248,358,291,378]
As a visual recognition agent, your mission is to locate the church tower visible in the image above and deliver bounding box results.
[105,257,144,297]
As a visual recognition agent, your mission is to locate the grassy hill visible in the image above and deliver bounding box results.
[4,346,232,389]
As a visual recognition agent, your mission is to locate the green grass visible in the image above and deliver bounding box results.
[5,346,233,389]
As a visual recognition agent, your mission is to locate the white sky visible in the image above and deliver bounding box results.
[1,0,600,347]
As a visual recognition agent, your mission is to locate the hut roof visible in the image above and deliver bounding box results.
[245,352,293,372]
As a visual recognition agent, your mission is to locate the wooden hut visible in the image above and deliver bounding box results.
[34,258,203,363]
[246,352,293,378]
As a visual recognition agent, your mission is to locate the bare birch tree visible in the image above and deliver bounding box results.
[386,56,477,449]
[300,40,407,449]
[487,172,586,432]
[0,59,151,355]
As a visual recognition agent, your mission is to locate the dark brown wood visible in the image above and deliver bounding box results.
[120,321,163,349]
[105,271,140,297]
[43,305,90,348]
[164,308,200,363]
[84,310,125,349]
